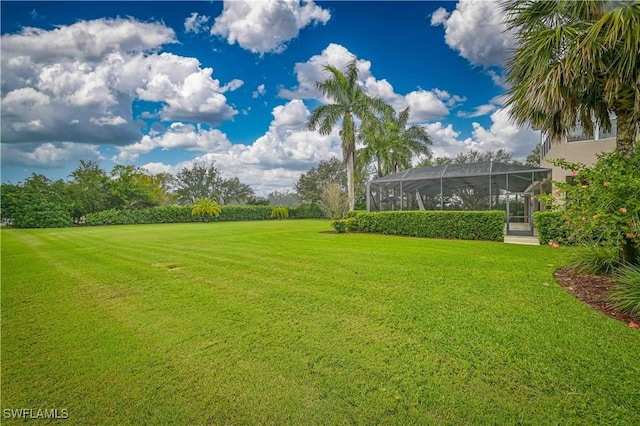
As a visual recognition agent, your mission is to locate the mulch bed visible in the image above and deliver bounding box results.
[554,269,639,326]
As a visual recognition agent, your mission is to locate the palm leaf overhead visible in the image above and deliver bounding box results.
[504,0,640,157]
[307,58,392,209]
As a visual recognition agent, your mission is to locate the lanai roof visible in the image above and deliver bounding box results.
[370,161,551,184]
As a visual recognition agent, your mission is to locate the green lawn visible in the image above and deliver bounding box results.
[1,220,638,424]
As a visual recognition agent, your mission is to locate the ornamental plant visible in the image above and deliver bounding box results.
[270,206,289,220]
[538,144,639,265]
[191,198,221,218]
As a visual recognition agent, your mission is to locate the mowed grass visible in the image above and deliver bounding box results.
[1,220,639,425]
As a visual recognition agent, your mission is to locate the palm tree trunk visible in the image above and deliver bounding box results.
[347,151,355,211]
[615,110,636,158]
[614,109,638,264]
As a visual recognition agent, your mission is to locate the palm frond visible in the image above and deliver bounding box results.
[503,0,639,153]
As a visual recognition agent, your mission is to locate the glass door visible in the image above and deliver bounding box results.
[506,192,534,236]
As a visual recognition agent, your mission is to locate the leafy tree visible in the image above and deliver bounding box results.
[358,107,432,178]
[191,198,221,217]
[295,158,347,203]
[173,162,223,205]
[149,172,178,206]
[420,149,517,167]
[504,0,640,157]
[267,191,300,207]
[307,59,392,210]
[246,197,270,206]
[525,144,541,167]
[538,144,640,265]
[0,183,20,224]
[109,165,157,210]
[219,177,255,205]
[68,160,111,219]
[1,174,73,228]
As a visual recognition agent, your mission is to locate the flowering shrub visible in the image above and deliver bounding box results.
[538,145,639,264]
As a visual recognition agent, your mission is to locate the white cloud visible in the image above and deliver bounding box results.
[487,69,509,89]
[430,7,450,26]
[280,43,372,100]
[424,106,540,160]
[432,89,467,107]
[211,0,330,55]
[406,90,450,122]
[184,12,210,34]
[431,0,514,68]
[221,79,244,93]
[1,142,101,168]
[457,103,498,118]
[134,53,239,124]
[1,18,176,62]
[423,122,472,158]
[115,123,233,162]
[89,116,128,126]
[1,87,51,114]
[1,17,240,166]
[141,100,342,196]
[252,84,266,98]
[467,107,539,158]
[281,43,462,123]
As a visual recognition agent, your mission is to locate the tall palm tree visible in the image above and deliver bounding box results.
[504,0,640,157]
[358,107,432,178]
[307,59,391,210]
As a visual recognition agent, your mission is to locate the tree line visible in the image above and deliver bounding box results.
[0,161,257,227]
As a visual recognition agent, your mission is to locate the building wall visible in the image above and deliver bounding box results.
[541,137,616,185]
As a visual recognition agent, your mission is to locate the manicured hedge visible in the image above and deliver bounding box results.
[289,202,325,219]
[331,217,357,233]
[85,203,326,226]
[534,211,571,245]
[353,210,505,241]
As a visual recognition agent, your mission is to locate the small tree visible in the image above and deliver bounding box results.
[319,183,348,220]
[191,198,222,218]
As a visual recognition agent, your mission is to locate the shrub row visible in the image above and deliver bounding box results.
[533,211,572,245]
[334,210,505,241]
[288,202,325,219]
[86,203,325,226]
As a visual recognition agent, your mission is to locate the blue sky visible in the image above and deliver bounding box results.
[1,0,539,195]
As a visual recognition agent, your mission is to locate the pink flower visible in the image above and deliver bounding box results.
[571,170,578,176]
[603,181,610,187]
[553,189,560,196]
[551,242,560,248]
[548,240,554,246]
[620,207,628,214]
[630,322,639,329]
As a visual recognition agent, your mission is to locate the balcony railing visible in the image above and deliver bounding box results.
[540,118,617,160]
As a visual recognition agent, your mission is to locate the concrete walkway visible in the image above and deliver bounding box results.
[504,235,540,246]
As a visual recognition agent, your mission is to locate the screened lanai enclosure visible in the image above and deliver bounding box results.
[366,162,552,236]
